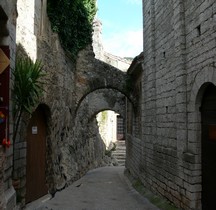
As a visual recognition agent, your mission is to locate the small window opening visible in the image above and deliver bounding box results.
[196,25,201,36]
[166,106,168,113]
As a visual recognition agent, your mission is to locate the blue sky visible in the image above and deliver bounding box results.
[97,0,143,58]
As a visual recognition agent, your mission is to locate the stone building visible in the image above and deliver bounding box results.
[126,1,216,210]
[0,1,17,209]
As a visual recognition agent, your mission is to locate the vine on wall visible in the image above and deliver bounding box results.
[47,0,97,58]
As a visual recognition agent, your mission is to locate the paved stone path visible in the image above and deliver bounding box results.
[26,166,160,210]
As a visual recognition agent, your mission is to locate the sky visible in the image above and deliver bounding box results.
[97,0,143,58]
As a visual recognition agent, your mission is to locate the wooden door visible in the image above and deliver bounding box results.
[26,107,48,203]
[201,84,216,210]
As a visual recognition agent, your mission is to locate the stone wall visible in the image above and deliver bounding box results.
[14,0,99,203]
[126,1,216,210]
[125,53,143,180]
[14,0,130,207]
[0,1,17,209]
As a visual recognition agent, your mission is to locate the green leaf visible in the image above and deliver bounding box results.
[47,0,97,58]
[12,56,46,117]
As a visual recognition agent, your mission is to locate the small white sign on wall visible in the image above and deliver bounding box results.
[32,126,38,135]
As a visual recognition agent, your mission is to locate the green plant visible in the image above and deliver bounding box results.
[12,57,45,142]
[47,0,97,58]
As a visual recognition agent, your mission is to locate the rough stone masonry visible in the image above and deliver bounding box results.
[12,0,132,208]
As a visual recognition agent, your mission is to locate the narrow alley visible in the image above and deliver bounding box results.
[25,167,159,210]
[1,0,216,209]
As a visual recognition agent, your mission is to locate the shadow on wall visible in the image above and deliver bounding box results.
[12,43,55,206]
[0,6,9,44]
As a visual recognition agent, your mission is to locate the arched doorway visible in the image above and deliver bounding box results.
[201,84,216,209]
[26,105,48,203]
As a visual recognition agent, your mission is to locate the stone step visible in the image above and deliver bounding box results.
[115,148,126,152]
[112,141,126,166]
[117,142,126,144]
[113,149,126,153]
[116,147,125,150]
[113,155,125,159]
[112,152,126,155]
[115,145,126,148]
[117,159,125,163]
[112,150,126,153]
[115,148,125,151]
[112,154,126,158]
[116,141,126,145]
[114,151,125,154]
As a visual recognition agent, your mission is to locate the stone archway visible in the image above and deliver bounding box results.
[74,46,135,117]
[200,84,216,210]
[78,88,126,118]
[74,88,128,141]
[186,68,216,209]
[69,88,130,175]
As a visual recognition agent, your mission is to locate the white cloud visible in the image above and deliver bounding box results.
[103,29,143,58]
